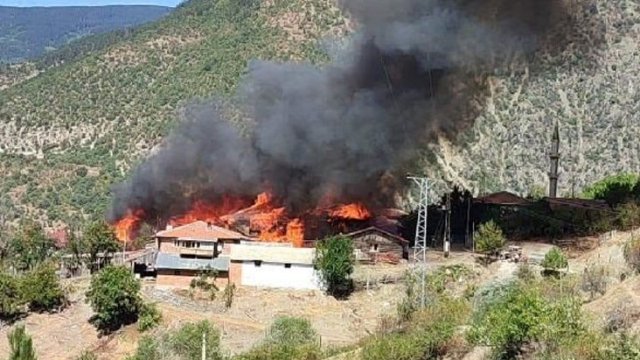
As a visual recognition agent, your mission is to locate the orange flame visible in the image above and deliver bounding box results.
[114,209,144,242]
[169,196,250,227]
[328,203,371,220]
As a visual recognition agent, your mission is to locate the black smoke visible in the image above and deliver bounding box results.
[108,0,596,223]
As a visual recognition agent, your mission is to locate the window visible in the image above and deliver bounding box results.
[370,244,379,252]
[174,270,181,275]
[254,260,262,267]
[284,263,292,269]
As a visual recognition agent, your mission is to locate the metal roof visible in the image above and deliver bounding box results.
[155,252,230,271]
[474,191,531,206]
[345,226,409,244]
[230,244,315,265]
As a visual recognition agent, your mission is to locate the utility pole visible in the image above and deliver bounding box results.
[443,193,451,258]
[408,176,429,308]
[202,332,206,360]
[549,123,560,198]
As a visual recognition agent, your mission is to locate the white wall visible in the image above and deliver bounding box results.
[240,261,321,290]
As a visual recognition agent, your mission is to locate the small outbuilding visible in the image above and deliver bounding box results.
[229,243,321,290]
[345,227,409,264]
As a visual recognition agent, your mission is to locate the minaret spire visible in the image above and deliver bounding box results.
[549,122,560,198]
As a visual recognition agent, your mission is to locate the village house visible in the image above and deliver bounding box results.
[154,221,246,288]
[345,227,409,264]
[229,242,321,290]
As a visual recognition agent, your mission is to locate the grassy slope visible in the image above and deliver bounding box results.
[0,0,346,227]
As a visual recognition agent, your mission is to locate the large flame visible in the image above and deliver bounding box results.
[113,191,371,247]
[114,209,144,242]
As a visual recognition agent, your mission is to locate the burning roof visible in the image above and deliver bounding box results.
[155,221,246,241]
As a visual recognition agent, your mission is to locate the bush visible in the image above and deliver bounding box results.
[582,172,639,206]
[168,320,223,360]
[189,267,218,300]
[85,266,141,332]
[468,281,584,358]
[541,247,568,275]
[0,271,24,320]
[474,221,506,261]
[127,335,159,360]
[19,263,65,312]
[314,235,355,298]
[599,333,640,359]
[8,325,37,360]
[624,236,640,273]
[516,263,536,282]
[268,316,317,346]
[9,220,56,271]
[137,302,161,332]
[363,297,469,360]
[616,202,640,230]
[581,263,609,300]
[76,351,98,360]
[223,282,236,309]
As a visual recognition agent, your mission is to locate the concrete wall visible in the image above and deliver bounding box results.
[156,269,229,288]
[158,238,180,254]
[239,261,320,290]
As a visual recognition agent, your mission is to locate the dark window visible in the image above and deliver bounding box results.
[284,263,292,269]
[254,260,262,267]
[174,270,181,275]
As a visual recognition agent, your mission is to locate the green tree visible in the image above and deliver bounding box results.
[9,220,55,271]
[82,221,119,273]
[8,325,37,360]
[64,229,86,275]
[267,316,317,346]
[85,266,141,332]
[474,221,506,262]
[582,172,639,206]
[541,247,568,276]
[0,271,24,320]
[19,263,65,312]
[169,320,223,360]
[137,302,161,332]
[314,235,355,298]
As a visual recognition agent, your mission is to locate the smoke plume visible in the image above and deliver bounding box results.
[108,0,589,223]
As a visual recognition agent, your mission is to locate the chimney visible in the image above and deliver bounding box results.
[165,224,173,230]
[549,122,560,198]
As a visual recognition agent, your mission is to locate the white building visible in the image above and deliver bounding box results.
[229,243,322,290]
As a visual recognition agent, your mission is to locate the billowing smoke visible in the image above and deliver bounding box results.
[108,0,589,223]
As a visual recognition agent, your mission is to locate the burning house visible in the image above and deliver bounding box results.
[345,227,409,264]
[154,221,246,288]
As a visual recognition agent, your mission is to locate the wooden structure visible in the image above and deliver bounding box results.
[345,227,408,264]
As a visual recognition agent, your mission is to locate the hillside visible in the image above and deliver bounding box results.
[0,0,638,229]
[0,5,172,62]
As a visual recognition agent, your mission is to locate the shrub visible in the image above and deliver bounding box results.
[474,221,506,262]
[623,236,640,273]
[8,325,37,360]
[127,335,159,360]
[189,267,218,300]
[85,266,141,332]
[581,263,609,300]
[19,263,65,312]
[9,220,56,271]
[168,320,223,360]
[616,202,640,230]
[541,247,568,276]
[516,263,536,282]
[267,316,318,346]
[223,282,236,309]
[137,302,161,332]
[314,235,355,298]
[468,281,584,358]
[0,271,24,320]
[599,333,640,359]
[76,351,98,360]
[582,172,639,206]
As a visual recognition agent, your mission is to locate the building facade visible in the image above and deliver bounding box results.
[345,227,408,264]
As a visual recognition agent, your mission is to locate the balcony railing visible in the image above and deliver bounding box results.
[179,248,215,257]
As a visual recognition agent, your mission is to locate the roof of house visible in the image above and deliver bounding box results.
[230,244,315,265]
[543,197,612,211]
[344,226,409,244]
[474,191,531,206]
[155,252,230,271]
[155,221,246,242]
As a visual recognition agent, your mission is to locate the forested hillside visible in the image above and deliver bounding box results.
[0,0,638,229]
[0,5,171,62]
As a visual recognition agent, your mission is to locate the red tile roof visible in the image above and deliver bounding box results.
[155,221,246,241]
